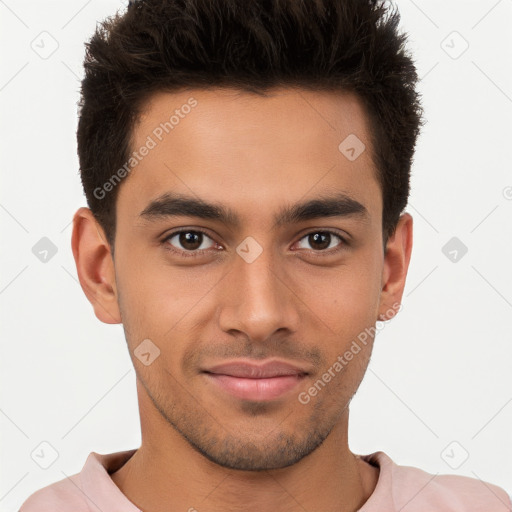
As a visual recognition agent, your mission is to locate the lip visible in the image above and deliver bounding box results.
[202,360,309,401]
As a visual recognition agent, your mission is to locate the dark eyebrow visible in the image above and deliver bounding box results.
[138,191,369,229]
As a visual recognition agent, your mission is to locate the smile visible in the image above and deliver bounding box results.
[202,360,309,401]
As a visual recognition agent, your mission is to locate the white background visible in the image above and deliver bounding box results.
[1,0,511,510]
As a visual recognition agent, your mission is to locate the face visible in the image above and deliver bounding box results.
[73,87,412,471]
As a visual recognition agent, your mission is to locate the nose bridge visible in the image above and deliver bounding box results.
[218,240,299,340]
[238,243,280,303]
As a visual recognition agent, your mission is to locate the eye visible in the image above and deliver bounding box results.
[161,228,348,259]
[295,230,347,253]
[162,229,219,257]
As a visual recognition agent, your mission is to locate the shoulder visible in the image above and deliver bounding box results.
[18,473,89,512]
[18,449,138,512]
[362,451,512,511]
[393,462,512,510]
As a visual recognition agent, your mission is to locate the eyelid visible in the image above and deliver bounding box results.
[161,227,220,257]
[292,229,348,254]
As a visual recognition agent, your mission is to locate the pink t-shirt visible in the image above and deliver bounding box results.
[19,449,512,511]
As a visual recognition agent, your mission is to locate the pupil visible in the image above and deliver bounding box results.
[180,232,201,250]
[177,232,331,252]
[310,232,330,250]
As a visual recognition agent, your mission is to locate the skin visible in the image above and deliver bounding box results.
[71,87,413,512]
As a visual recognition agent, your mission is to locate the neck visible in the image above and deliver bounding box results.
[111,384,379,512]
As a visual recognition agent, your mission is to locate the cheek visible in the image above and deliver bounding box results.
[115,262,212,365]
[308,264,381,364]
[311,261,380,322]
[114,253,164,345]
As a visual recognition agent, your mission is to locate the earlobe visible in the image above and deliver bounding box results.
[71,207,122,324]
[377,213,413,322]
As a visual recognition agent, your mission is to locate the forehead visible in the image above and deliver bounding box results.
[119,87,382,228]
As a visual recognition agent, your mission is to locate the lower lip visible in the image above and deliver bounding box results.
[204,373,305,401]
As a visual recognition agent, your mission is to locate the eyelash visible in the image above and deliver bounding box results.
[161,228,349,259]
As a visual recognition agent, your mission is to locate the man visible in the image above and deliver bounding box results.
[20,0,511,511]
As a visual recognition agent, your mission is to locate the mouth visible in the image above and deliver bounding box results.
[202,360,309,401]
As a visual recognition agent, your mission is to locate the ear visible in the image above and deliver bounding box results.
[377,212,413,322]
[71,207,121,324]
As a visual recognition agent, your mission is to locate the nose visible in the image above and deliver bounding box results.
[217,244,301,344]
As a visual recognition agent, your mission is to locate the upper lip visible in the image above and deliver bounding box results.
[203,360,309,378]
